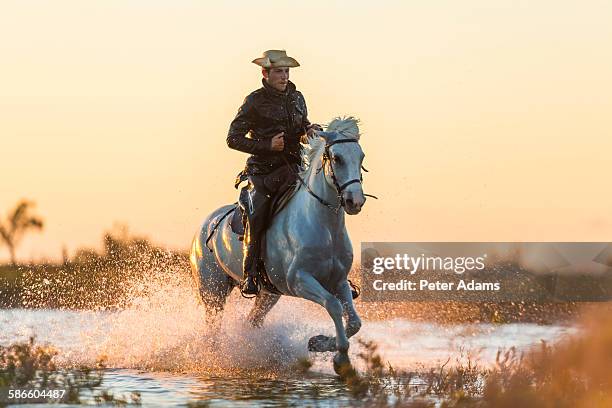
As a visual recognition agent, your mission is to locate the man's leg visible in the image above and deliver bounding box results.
[241,176,272,295]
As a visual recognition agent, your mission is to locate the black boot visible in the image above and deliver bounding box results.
[241,226,261,296]
[239,176,272,296]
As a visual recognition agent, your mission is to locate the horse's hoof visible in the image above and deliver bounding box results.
[308,335,336,352]
[333,352,353,377]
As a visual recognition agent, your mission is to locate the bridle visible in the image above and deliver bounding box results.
[286,137,378,213]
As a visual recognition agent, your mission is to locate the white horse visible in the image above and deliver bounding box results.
[190,117,369,374]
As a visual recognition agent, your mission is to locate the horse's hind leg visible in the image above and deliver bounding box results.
[336,280,362,338]
[247,293,281,327]
[191,249,236,322]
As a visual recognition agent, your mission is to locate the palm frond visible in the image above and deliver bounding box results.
[9,200,33,232]
[0,224,9,244]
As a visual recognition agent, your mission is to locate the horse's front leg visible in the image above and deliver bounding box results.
[307,280,361,353]
[336,280,362,338]
[291,270,351,374]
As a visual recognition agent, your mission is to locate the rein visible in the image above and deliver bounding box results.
[283,137,378,213]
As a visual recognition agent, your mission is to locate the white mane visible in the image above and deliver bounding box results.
[327,116,360,140]
[299,116,360,177]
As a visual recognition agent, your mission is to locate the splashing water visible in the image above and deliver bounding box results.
[3,265,575,375]
[1,262,580,406]
[4,264,343,374]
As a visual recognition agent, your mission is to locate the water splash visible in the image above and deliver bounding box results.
[54,267,331,374]
[2,262,576,376]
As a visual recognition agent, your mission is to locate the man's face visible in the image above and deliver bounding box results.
[263,67,290,92]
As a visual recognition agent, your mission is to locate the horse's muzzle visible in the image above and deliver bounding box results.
[343,191,365,215]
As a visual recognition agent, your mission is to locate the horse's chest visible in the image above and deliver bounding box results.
[311,241,353,279]
[314,256,352,291]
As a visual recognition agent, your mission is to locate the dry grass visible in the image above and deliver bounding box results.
[334,305,612,407]
[0,337,141,405]
[479,308,612,408]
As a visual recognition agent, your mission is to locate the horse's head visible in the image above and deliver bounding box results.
[317,118,367,215]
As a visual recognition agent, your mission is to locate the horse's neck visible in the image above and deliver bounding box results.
[294,160,345,228]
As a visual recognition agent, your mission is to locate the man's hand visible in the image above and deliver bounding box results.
[306,123,323,139]
[270,132,285,151]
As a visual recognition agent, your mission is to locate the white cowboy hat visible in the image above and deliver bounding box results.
[252,50,300,68]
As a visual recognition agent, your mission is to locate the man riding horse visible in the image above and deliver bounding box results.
[226,50,322,295]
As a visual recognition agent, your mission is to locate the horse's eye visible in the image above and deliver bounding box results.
[333,155,343,165]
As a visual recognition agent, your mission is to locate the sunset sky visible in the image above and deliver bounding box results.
[1,1,611,262]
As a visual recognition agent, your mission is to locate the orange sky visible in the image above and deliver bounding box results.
[1,1,611,262]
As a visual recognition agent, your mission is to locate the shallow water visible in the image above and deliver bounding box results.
[2,303,576,407]
[1,275,577,407]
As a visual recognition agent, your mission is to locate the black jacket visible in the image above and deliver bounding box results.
[227,79,310,175]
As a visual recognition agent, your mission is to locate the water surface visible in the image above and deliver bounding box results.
[1,283,576,407]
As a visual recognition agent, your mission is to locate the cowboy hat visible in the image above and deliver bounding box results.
[252,50,300,68]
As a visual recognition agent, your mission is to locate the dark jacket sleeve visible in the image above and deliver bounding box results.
[226,95,271,154]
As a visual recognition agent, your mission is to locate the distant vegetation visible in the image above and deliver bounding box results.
[0,227,586,322]
[0,225,189,309]
[0,201,597,323]
[0,199,44,266]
